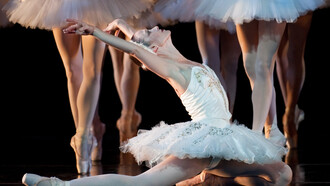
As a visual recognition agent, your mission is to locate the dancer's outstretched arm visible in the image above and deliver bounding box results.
[64,19,139,56]
[63,19,173,80]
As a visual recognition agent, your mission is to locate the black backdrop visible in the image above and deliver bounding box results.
[1,8,329,164]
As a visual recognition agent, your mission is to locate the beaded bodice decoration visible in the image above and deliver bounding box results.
[180,65,232,124]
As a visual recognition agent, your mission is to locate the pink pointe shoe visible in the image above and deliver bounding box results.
[70,134,96,174]
[22,173,69,186]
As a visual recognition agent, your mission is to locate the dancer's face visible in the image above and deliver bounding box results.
[133,26,171,47]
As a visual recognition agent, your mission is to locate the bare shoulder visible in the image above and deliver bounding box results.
[169,61,199,85]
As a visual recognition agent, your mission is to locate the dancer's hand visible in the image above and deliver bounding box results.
[63,19,95,35]
[103,19,135,39]
[103,19,121,35]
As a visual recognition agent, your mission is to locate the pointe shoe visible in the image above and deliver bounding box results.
[295,108,305,130]
[286,135,298,149]
[91,123,106,161]
[282,108,303,149]
[266,125,286,147]
[22,173,69,186]
[116,111,142,142]
[70,134,95,174]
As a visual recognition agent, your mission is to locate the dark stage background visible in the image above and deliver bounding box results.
[0,8,329,166]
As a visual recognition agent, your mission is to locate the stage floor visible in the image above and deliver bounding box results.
[1,132,330,186]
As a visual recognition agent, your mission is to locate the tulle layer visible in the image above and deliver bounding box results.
[121,120,287,167]
[3,0,153,29]
[194,0,326,24]
[158,0,236,32]
[128,0,235,33]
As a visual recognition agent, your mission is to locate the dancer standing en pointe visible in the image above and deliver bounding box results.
[275,13,313,149]
[22,18,291,186]
[190,0,325,147]
[3,0,153,174]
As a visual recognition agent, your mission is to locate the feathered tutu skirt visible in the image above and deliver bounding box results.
[121,120,287,168]
[129,0,235,33]
[3,0,154,29]
[147,0,325,29]
[193,0,326,24]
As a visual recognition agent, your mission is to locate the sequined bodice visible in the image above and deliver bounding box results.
[180,65,232,124]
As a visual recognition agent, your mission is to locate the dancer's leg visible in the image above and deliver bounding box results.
[120,53,140,115]
[69,156,211,186]
[220,30,241,113]
[236,20,259,90]
[206,160,292,185]
[195,21,227,90]
[263,88,286,146]
[76,36,105,138]
[23,157,291,186]
[53,28,83,128]
[73,36,106,173]
[237,21,286,143]
[276,13,312,148]
[109,34,141,142]
[177,171,241,186]
[175,159,292,186]
[251,21,285,132]
[116,52,141,142]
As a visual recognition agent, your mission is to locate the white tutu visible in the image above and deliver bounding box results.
[3,0,154,29]
[121,120,287,167]
[0,0,10,27]
[121,64,287,168]
[129,0,235,33]
[194,0,326,24]
[156,0,236,33]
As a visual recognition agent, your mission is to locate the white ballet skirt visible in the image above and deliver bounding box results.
[193,0,326,24]
[3,0,154,29]
[155,0,236,33]
[121,64,287,168]
[0,0,10,27]
[131,0,236,33]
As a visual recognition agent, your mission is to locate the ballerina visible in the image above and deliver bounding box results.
[22,18,291,186]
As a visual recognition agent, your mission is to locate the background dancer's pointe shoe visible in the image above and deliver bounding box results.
[91,123,106,161]
[266,125,286,146]
[286,135,298,149]
[295,108,304,130]
[22,173,69,186]
[283,108,302,149]
[116,111,142,143]
[70,134,95,174]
